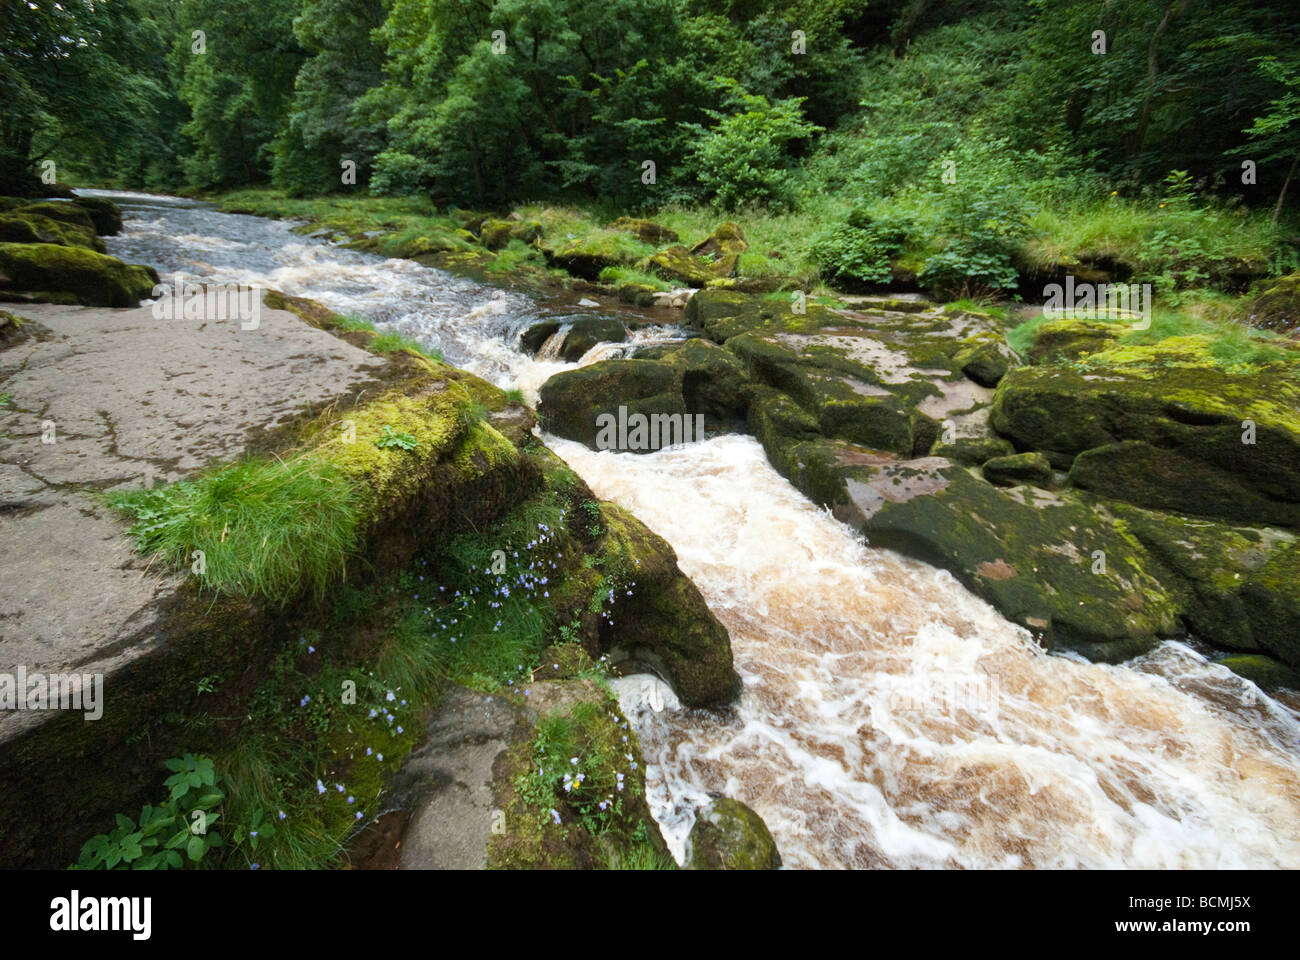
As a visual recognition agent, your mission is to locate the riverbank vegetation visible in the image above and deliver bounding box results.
[5,0,1299,305]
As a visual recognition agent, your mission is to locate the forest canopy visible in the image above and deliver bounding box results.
[3,0,1297,214]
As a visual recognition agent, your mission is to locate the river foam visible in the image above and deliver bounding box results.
[551,434,1300,869]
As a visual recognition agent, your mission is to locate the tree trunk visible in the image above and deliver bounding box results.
[1273,153,1299,223]
[1130,0,1188,158]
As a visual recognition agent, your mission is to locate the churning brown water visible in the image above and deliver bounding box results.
[551,435,1300,869]
[94,190,1300,870]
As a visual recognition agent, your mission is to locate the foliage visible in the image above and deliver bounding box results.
[375,425,419,451]
[74,755,226,870]
[684,84,822,209]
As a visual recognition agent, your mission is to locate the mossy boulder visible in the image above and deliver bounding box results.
[559,314,627,362]
[548,239,623,280]
[0,242,156,307]
[1024,318,1122,365]
[597,503,740,707]
[647,245,722,287]
[685,799,781,870]
[68,196,123,236]
[690,222,748,260]
[827,457,1181,658]
[1213,654,1300,689]
[11,201,95,233]
[478,219,513,250]
[520,319,561,355]
[479,218,541,251]
[1244,270,1300,333]
[955,338,1016,386]
[610,216,678,244]
[1069,441,1300,528]
[931,433,1016,465]
[0,212,104,252]
[983,452,1052,487]
[1238,539,1300,667]
[1108,502,1297,658]
[991,358,1300,524]
[647,338,751,424]
[538,359,685,448]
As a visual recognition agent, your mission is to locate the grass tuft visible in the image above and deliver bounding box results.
[107,455,359,605]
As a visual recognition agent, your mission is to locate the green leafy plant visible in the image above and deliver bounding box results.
[375,425,419,451]
[73,754,225,870]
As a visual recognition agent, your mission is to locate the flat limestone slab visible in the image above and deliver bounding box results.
[0,298,385,745]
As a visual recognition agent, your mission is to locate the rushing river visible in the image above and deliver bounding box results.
[86,190,1300,869]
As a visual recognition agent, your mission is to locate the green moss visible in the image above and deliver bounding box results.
[0,212,104,251]
[685,798,781,870]
[0,242,155,306]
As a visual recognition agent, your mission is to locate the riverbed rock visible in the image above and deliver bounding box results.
[520,319,561,354]
[539,358,685,447]
[0,212,105,251]
[0,242,157,307]
[68,196,124,236]
[596,503,740,707]
[559,314,627,362]
[982,451,1052,487]
[685,798,781,870]
[991,342,1300,526]
[1213,654,1300,689]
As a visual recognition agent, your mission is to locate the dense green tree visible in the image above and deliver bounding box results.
[271,0,388,195]
[174,0,305,187]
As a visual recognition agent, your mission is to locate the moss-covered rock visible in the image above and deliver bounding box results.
[68,196,123,236]
[931,433,1016,465]
[1244,270,1300,332]
[690,222,748,260]
[648,337,751,424]
[610,216,678,244]
[548,239,623,280]
[520,319,561,355]
[1238,539,1300,667]
[955,337,1016,386]
[685,798,781,870]
[825,457,1181,658]
[1213,654,1300,689]
[559,314,627,362]
[0,242,156,307]
[596,503,740,707]
[1107,502,1295,656]
[1070,441,1300,528]
[983,451,1052,487]
[538,359,685,448]
[478,218,539,251]
[0,212,105,251]
[992,358,1300,524]
[11,201,95,232]
[647,245,723,287]
[1024,318,1122,364]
